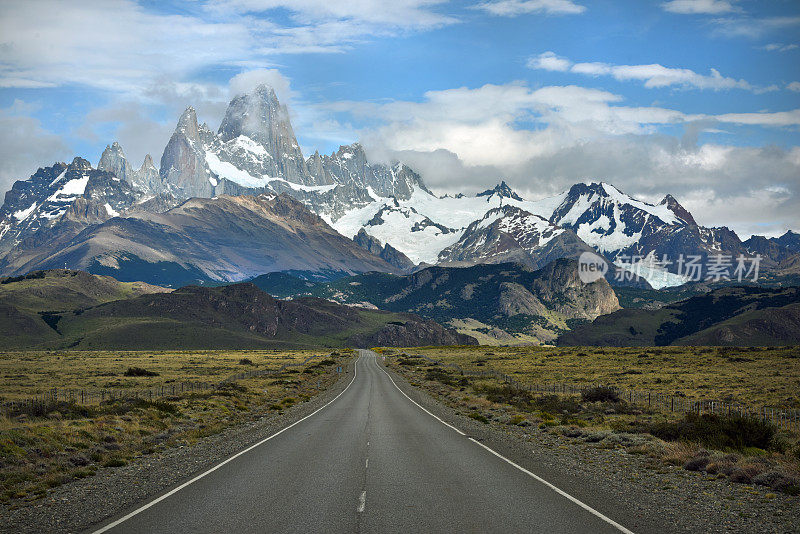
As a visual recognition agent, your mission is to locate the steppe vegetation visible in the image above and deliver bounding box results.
[0,349,350,503]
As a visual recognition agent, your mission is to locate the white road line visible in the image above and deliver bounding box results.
[373,352,635,534]
[91,354,363,534]
[365,458,369,468]
[357,490,367,513]
[373,355,465,436]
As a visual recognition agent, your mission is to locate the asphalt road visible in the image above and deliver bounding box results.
[91,350,634,534]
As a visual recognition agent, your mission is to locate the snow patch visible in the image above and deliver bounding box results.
[104,203,120,217]
[268,178,337,193]
[205,152,271,188]
[13,202,37,221]
[47,175,89,202]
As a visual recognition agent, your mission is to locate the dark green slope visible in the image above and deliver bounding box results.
[0,269,169,349]
[3,277,475,350]
[557,286,800,347]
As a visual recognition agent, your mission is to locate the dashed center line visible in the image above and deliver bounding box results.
[357,490,367,513]
[365,458,369,468]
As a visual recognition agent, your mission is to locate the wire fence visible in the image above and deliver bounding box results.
[1,354,332,419]
[405,353,800,432]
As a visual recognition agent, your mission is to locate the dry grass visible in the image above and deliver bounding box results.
[0,349,352,503]
[400,345,800,409]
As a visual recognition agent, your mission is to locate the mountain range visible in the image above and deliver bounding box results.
[1,84,798,292]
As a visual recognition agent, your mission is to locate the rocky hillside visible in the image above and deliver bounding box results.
[557,285,800,346]
[4,278,475,350]
[250,259,620,344]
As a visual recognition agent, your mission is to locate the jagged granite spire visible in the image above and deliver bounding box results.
[160,107,214,199]
[98,142,134,183]
[217,84,309,184]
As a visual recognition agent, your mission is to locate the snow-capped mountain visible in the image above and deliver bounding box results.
[159,85,428,220]
[0,83,793,290]
[0,157,136,257]
[0,193,401,286]
[438,205,575,269]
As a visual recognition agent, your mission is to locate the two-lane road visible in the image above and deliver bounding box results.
[92,350,634,534]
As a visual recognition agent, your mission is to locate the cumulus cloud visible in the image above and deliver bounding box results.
[527,51,766,92]
[788,82,800,92]
[661,0,738,15]
[475,0,585,16]
[321,82,800,236]
[229,69,294,103]
[0,102,71,194]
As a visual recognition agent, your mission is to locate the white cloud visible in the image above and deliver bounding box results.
[0,0,456,95]
[661,0,738,15]
[714,109,800,127]
[712,16,800,39]
[788,82,800,92]
[0,102,71,195]
[229,69,294,103]
[760,43,799,52]
[526,51,572,71]
[209,0,457,29]
[474,0,585,16]
[527,51,762,92]
[0,0,257,93]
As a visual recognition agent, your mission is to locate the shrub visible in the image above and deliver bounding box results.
[581,386,620,403]
[425,368,457,386]
[468,412,489,424]
[124,367,159,377]
[238,358,254,366]
[684,455,710,472]
[646,413,776,452]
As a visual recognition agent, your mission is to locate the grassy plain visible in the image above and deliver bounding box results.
[400,345,800,409]
[0,349,350,503]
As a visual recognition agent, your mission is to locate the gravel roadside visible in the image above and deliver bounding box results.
[0,359,357,534]
[379,359,800,534]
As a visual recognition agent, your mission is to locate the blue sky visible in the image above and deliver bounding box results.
[0,0,799,237]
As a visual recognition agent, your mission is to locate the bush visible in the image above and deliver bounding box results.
[124,367,159,377]
[684,455,710,472]
[581,386,620,403]
[238,358,254,366]
[468,412,489,424]
[646,413,776,452]
[425,368,457,386]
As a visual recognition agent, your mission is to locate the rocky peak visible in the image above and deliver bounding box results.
[98,141,134,183]
[176,107,200,140]
[477,181,523,201]
[352,228,415,271]
[140,154,156,173]
[69,157,93,173]
[217,84,308,184]
[659,193,696,226]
